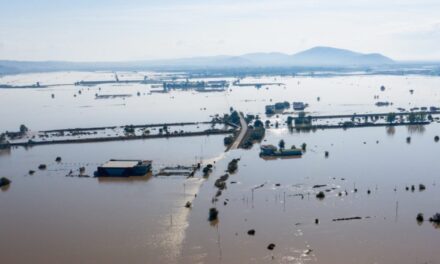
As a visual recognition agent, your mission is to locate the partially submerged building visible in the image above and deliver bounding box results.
[260,145,302,157]
[96,160,152,177]
[293,102,308,111]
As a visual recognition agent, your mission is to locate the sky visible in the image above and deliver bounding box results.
[0,0,440,61]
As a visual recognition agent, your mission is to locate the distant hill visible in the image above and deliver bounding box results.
[0,46,395,74]
[290,46,394,66]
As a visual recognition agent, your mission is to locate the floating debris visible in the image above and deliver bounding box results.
[313,184,327,188]
[247,229,255,236]
[419,184,426,191]
[332,216,362,221]
[185,201,192,208]
[252,183,265,191]
[38,164,47,170]
[55,156,62,162]
[28,170,35,175]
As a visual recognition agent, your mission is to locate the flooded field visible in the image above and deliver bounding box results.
[1,72,440,263]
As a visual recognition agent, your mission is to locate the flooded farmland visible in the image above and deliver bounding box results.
[1,72,440,263]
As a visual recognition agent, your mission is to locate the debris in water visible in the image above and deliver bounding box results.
[185,201,192,208]
[332,217,362,221]
[38,164,47,170]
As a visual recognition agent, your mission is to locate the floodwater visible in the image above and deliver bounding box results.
[1,71,440,263]
[0,137,225,264]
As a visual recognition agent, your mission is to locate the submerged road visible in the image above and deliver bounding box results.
[229,112,248,150]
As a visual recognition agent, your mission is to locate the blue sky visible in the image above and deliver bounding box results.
[1,0,439,61]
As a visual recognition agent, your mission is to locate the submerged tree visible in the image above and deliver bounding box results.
[19,124,29,134]
[254,119,264,128]
[301,143,307,151]
[278,139,285,150]
[386,113,396,123]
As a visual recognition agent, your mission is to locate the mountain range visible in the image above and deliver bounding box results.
[0,46,395,74]
[137,46,394,67]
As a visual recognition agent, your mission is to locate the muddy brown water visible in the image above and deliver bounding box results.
[1,72,440,263]
[181,126,440,264]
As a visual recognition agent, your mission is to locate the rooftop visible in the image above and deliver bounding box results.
[101,160,141,168]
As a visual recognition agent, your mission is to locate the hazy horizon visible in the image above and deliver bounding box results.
[1,0,440,62]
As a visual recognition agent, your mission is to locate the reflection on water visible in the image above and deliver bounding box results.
[386,126,396,135]
[96,172,153,183]
[0,148,11,156]
[260,155,302,161]
[407,124,426,134]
